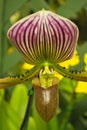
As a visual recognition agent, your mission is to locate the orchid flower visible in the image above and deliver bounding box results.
[0,9,87,121]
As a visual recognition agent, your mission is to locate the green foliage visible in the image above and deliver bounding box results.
[0,0,87,130]
[0,0,26,74]
[29,0,50,11]
[3,48,23,73]
[0,0,27,21]
[57,0,87,18]
[0,85,28,130]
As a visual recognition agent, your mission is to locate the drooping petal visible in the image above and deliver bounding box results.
[53,64,87,82]
[0,66,41,89]
[7,9,79,65]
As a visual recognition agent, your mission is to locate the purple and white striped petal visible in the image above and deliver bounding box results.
[7,9,79,65]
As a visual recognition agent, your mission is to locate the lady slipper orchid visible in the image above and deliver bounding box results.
[0,9,87,121]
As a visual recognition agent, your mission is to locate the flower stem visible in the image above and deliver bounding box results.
[20,88,34,130]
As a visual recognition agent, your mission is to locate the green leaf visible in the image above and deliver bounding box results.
[57,0,87,18]
[3,48,23,73]
[0,0,27,21]
[29,0,50,12]
[59,78,77,94]
[0,98,21,130]
[0,0,27,75]
[3,48,22,72]
[28,117,37,130]
[10,84,28,119]
[71,96,87,130]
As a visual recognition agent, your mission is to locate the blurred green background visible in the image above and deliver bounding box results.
[0,0,87,130]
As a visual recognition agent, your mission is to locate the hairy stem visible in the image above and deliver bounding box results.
[52,64,87,82]
[20,88,34,130]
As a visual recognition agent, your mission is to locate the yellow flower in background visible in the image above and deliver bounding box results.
[10,11,20,24]
[75,81,87,93]
[84,53,87,71]
[84,53,87,64]
[7,47,14,54]
[59,51,79,68]
[75,52,87,94]
[58,0,66,5]
[54,51,79,80]
[22,63,34,70]
[54,71,63,80]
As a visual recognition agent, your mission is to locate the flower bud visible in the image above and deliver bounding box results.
[7,9,79,65]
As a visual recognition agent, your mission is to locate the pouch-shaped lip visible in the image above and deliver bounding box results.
[33,77,59,121]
